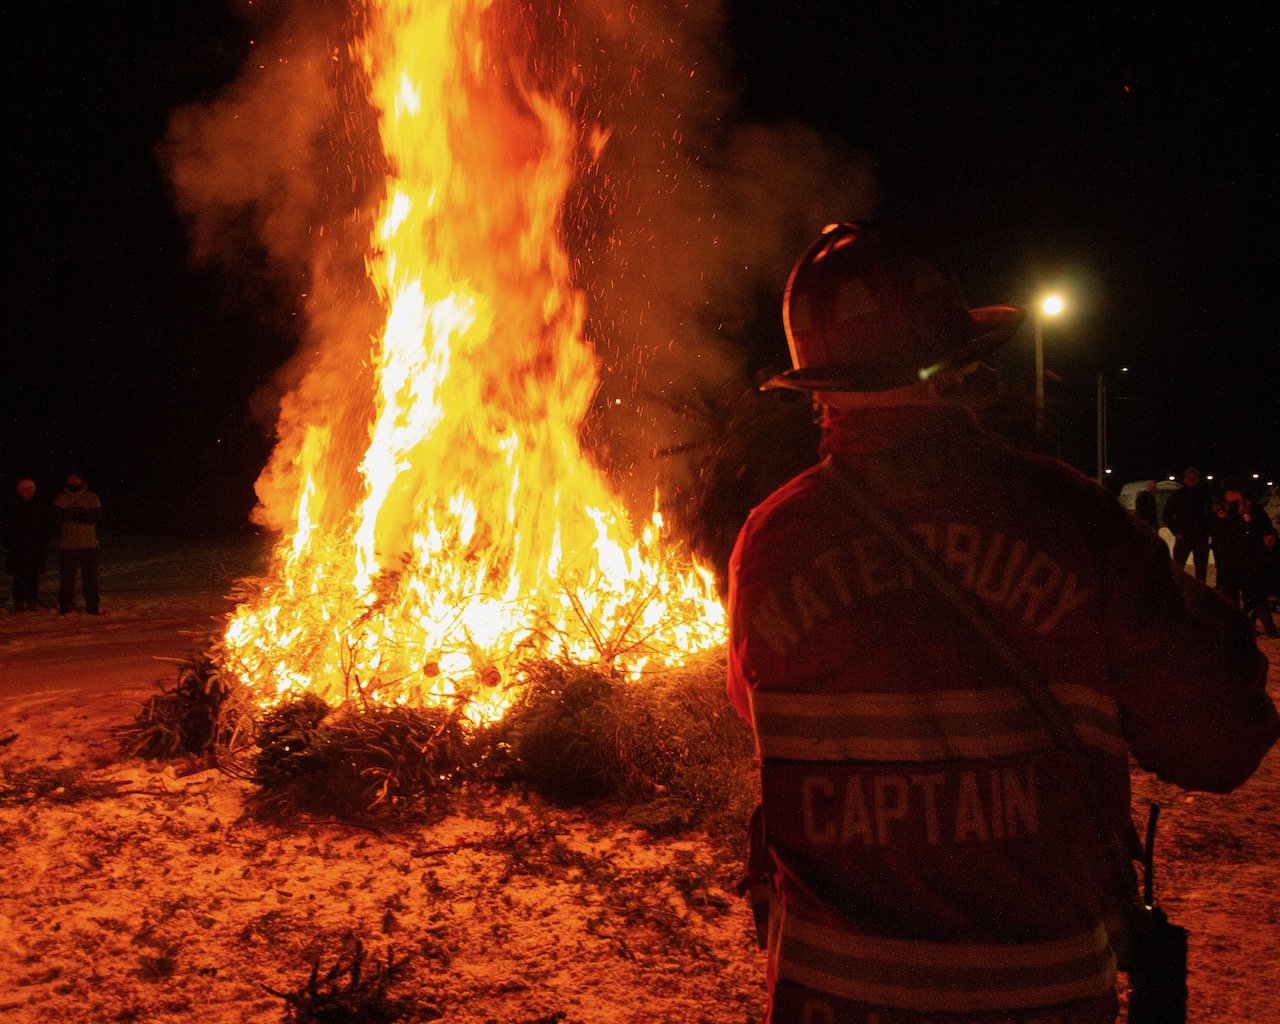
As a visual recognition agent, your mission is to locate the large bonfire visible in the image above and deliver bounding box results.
[222,0,725,722]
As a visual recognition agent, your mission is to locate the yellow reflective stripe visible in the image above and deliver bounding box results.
[775,909,1115,1012]
[756,688,1028,717]
[1054,684,1125,756]
[786,912,1109,968]
[1053,683,1117,717]
[760,731,1049,762]
[780,961,1113,1013]
[1075,723,1127,757]
[752,686,1118,723]
[751,685,1124,762]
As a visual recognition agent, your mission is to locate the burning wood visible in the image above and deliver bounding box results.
[222,0,725,720]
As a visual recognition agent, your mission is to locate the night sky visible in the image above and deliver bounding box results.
[3,2,1276,534]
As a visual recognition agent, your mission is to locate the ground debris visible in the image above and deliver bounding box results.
[0,764,131,806]
[264,940,426,1023]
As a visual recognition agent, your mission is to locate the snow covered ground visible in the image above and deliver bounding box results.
[1,535,1276,1023]
[0,535,763,1023]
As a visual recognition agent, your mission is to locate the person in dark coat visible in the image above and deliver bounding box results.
[1247,529,1280,638]
[3,478,51,610]
[1210,482,1271,609]
[1133,480,1158,528]
[1162,467,1213,581]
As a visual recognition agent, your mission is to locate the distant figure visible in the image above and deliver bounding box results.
[1162,467,1213,581]
[1210,481,1272,609]
[1248,530,1280,639]
[3,478,51,611]
[1134,479,1158,528]
[53,471,102,615]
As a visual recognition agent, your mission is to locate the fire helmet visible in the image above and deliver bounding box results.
[763,221,1024,392]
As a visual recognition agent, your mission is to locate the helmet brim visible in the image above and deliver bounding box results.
[761,304,1025,393]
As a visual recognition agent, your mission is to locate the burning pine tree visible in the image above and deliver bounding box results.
[222,0,725,722]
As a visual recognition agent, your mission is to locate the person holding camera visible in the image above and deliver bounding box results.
[728,222,1278,1024]
[53,470,102,615]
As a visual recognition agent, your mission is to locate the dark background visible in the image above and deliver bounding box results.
[727,3,1276,490]
[3,2,1276,534]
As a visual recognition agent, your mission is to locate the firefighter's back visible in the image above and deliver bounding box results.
[727,221,1277,1024]
[729,406,1276,1024]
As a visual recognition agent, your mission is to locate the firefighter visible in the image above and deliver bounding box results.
[728,221,1278,1024]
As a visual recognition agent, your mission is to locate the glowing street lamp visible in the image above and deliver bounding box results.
[1034,293,1065,434]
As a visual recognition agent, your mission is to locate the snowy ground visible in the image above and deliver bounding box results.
[1,535,1276,1023]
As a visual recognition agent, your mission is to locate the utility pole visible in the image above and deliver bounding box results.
[1095,371,1107,483]
[1032,294,1063,437]
[1034,314,1045,436]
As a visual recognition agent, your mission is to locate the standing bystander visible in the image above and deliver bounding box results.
[1133,480,1158,529]
[1209,481,1269,609]
[53,470,103,615]
[1248,530,1280,638]
[1161,468,1213,581]
[3,478,51,611]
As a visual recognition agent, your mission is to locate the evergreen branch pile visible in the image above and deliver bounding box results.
[127,634,754,835]
[116,651,254,763]
[501,657,756,833]
[251,694,478,821]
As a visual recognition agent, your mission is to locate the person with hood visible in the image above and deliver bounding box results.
[727,221,1278,1024]
[3,478,51,611]
[1133,480,1158,529]
[53,470,103,615]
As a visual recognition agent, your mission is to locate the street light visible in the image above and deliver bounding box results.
[1094,366,1132,484]
[1033,293,1064,434]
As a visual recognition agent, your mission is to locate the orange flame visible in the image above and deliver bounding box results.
[223,0,725,722]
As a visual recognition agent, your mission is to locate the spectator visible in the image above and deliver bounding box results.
[3,478,51,611]
[1248,530,1280,639]
[1210,481,1272,610]
[1134,480,1158,528]
[1162,467,1213,581]
[53,470,102,615]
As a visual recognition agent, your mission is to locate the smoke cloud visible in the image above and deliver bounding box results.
[162,0,385,529]
[545,0,877,502]
[162,0,876,529]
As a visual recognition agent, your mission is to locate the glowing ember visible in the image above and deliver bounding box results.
[222,0,725,722]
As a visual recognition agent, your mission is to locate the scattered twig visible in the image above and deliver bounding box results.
[264,940,418,1024]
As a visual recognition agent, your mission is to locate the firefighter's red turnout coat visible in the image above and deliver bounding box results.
[727,405,1278,1024]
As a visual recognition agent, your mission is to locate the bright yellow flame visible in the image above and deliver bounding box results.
[1041,294,1064,317]
[221,0,725,724]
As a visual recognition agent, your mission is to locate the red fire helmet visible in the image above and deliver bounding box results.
[763,221,1025,392]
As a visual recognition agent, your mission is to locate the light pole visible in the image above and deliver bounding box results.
[1033,293,1064,435]
[1096,366,1130,484]
[1095,370,1106,483]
